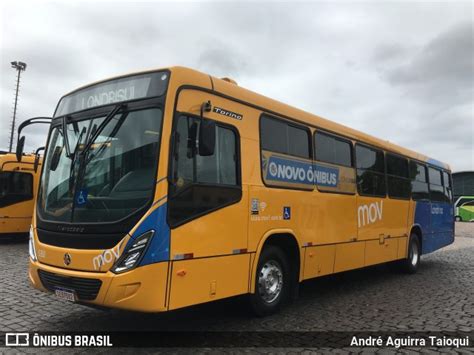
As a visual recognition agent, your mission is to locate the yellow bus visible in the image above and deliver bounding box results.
[24,67,454,315]
[0,152,41,239]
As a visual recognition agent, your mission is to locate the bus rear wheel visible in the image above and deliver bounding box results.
[250,246,289,316]
[399,233,421,274]
[455,216,462,222]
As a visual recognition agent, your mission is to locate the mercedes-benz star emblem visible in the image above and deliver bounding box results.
[64,253,71,266]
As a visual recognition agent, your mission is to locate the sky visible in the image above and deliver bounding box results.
[0,0,472,171]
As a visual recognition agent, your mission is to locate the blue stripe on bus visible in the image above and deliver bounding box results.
[414,201,454,254]
[127,202,170,265]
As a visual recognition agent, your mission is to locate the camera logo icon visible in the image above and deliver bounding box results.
[5,333,29,346]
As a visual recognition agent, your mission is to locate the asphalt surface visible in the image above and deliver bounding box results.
[1,223,473,353]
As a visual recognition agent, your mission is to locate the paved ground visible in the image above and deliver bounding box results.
[1,223,473,353]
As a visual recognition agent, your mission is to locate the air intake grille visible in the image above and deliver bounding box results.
[38,270,102,301]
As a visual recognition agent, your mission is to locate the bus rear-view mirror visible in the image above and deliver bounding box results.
[199,119,216,156]
[16,136,25,162]
[34,147,45,173]
[34,155,40,173]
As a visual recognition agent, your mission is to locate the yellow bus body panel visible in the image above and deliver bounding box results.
[0,214,32,234]
[365,238,398,266]
[0,154,41,236]
[333,241,366,273]
[168,254,250,310]
[303,244,336,279]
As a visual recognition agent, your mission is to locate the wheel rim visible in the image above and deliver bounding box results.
[257,260,283,304]
[410,240,419,267]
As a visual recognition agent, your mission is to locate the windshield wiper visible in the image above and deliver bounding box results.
[62,115,73,158]
[81,104,125,158]
[69,104,126,219]
[68,126,87,191]
[65,104,124,193]
[86,112,127,164]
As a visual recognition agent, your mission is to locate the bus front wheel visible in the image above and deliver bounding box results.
[455,216,462,222]
[250,246,289,316]
[399,233,421,274]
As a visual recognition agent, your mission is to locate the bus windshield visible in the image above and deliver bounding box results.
[0,171,33,208]
[38,107,163,224]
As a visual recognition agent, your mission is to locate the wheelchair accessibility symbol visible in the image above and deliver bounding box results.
[76,189,88,206]
[283,206,291,220]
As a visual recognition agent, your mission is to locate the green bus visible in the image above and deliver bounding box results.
[454,196,474,222]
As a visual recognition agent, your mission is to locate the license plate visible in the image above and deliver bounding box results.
[54,288,76,302]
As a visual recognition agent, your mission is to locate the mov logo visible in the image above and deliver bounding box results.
[92,243,122,270]
[358,201,383,227]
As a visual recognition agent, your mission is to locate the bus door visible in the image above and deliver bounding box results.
[167,91,249,309]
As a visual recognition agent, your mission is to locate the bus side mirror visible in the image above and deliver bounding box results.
[16,136,25,162]
[199,119,216,156]
[34,147,45,173]
[50,146,62,171]
[34,155,40,173]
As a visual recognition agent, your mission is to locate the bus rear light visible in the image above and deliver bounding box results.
[28,226,37,261]
[111,230,154,274]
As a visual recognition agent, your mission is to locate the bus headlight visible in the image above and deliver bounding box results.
[111,230,154,274]
[29,226,37,262]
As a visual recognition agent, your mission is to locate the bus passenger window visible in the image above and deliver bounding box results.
[386,154,410,199]
[169,115,241,226]
[315,132,352,167]
[409,162,429,200]
[260,115,310,159]
[355,145,386,196]
[428,167,446,202]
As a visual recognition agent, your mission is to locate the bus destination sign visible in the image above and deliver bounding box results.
[55,71,169,117]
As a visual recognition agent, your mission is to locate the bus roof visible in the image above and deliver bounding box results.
[62,66,451,171]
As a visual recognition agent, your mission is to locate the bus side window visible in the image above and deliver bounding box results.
[428,167,445,203]
[314,131,352,167]
[355,145,386,196]
[169,115,241,227]
[442,171,452,202]
[260,115,311,159]
[409,161,429,201]
[386,154,410,199]
[0,171,33,208]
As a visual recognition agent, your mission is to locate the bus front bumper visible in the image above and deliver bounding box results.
[29,260,169,312]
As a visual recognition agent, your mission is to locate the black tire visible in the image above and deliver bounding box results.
[250,245,290,317]
[399,233,421,274]
[455,216,462,222]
